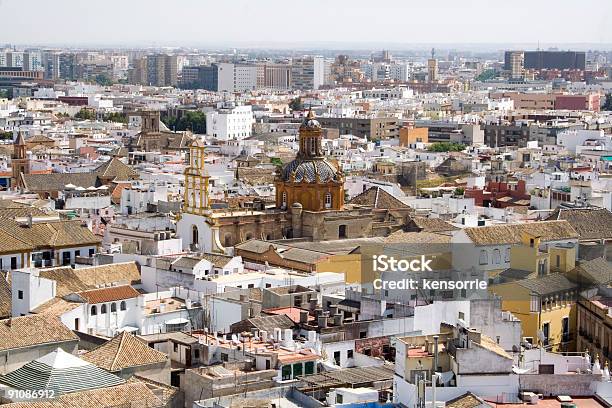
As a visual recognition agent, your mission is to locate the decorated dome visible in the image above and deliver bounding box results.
[281,158,341,183]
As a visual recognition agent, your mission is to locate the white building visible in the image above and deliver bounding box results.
[217,63,257,93]
[206,103,254,141]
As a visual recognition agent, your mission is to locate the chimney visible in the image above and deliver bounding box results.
[333,313,343,326]
[27,214,32,228]
[318,315,328,329]
[299,310,309,324]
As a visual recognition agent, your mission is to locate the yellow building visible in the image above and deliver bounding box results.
[490,232,578,351]
[275,110,344,212]
[399,127,428,147]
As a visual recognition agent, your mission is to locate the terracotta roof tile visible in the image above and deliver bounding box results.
[77,285,140,304]
[0,315,78,352]
[82,332,167,371]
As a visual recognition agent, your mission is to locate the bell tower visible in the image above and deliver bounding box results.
[11,132,29,189]
[183,140,210,214]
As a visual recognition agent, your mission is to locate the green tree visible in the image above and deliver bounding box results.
[162,111,206,134]
[0,131,12,140]
[475,69,497,82]
[289,97,303,111]
[103,112,127,123]
[454,187,465,196]
[428,142,466,152]
[603,94,612,111]
[95,74,113,86]
[75,108,96,120]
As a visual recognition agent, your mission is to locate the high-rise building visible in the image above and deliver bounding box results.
[146,54,178,87]
[128,54,177,86]
[263,63,291,90]
[507,51,525,80]
[22,51,43,71]
[205,102,254,141]
[504,50,586,71]
[291,56,325,90]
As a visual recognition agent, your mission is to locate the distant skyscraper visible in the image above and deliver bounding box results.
[504,50,586,71]
[507,51,525,80]
[129,54,177,86]
[291,56,325,90]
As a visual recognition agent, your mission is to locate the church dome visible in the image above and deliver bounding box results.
[281,158,341,183]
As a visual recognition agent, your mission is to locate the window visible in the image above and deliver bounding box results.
[101,304,107,314]
[493,249,501,264]
[91,305,97,316]
[562,316,570,342]
[334,351,341,365]
[347,350,354,359]
[324,193,332,209]
[75,250,80,257]
[479,250,488,265]
[89,248,95,257]
[11,257,17,269]
[305,361,314,375]
[265,359,271,370]
[110,303,117,313]
[174,343,179,353]
[120,301,126,311]
[282,191,287,208]
[360,331,367,339]
[338,225,347,239]
[221,353,228,362]
[281,364,291,380]
[192,225,199,246]
[17,290,23,300]
[293,362,303,378]
[542,322,550,346]
[556,255,561,268]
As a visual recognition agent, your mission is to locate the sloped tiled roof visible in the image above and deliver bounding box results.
[546,207,612,240]
[38,262,141,297]
[516,273,577,296]
[0,219,101,251]
[349,186,411,209]
[0,315,79,352]
[94,157,138,181]
[446,392,491,408]
[0,271,11,319]
[77,285,140,304]
[572,257,612,285]
[22,172,100,192]
[463,220,578,246]
[82,332,167,372]
[410,216,459,232]
[0,381,162,408]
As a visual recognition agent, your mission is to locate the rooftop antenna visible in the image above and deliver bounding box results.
[431,48,435,59]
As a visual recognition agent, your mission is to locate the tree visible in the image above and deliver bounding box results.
[0,131,12,140]
[428,142,466,152]
[475,69,497,82]
[603,94,612,111]
[103,112,127,123]
[454,187,465,196]
[95,74,113,87]
[289,97,303,112]
[75,108,96,120]
[162,111,206,134]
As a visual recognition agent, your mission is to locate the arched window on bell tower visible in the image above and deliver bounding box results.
[282,191,287,209]
[192,225,199,246]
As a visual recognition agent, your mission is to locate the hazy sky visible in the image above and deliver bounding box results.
[1,0,611,49]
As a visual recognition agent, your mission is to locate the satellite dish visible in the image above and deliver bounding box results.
[537,330,545,342]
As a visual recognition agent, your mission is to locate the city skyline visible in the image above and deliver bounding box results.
[1,0,611,49]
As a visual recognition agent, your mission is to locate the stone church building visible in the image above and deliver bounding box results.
[177,111,413,254]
